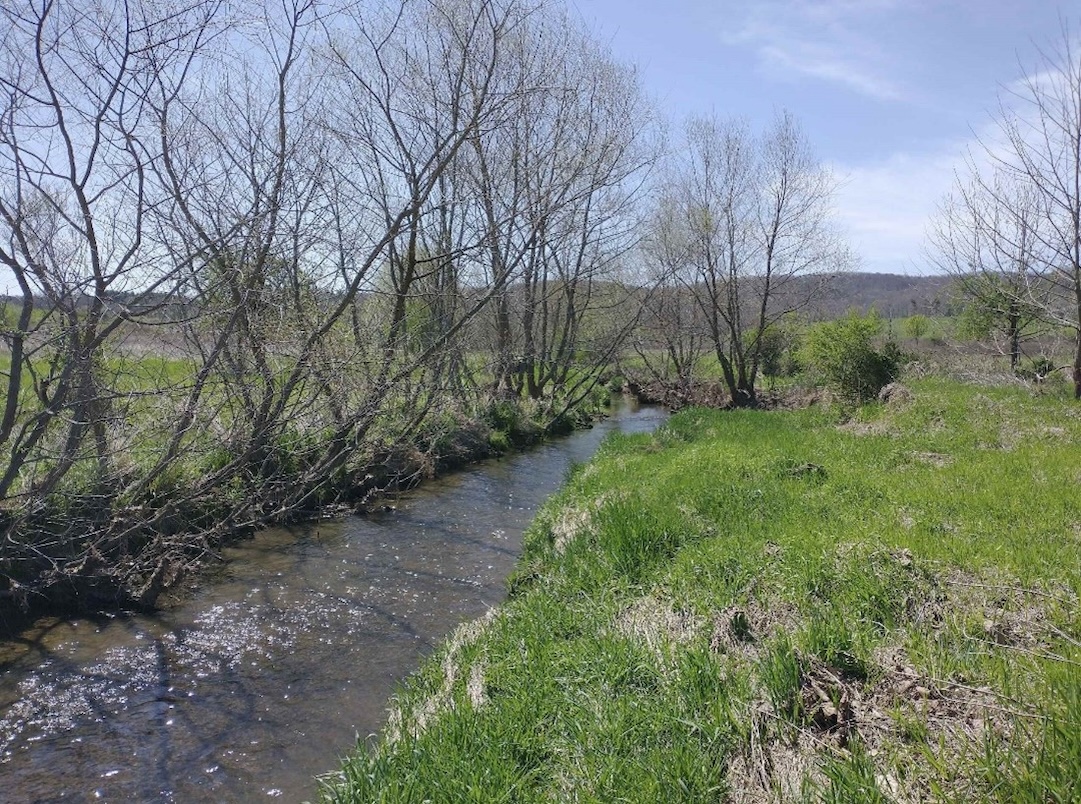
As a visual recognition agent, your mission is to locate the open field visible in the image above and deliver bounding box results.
[322,378,1081,802]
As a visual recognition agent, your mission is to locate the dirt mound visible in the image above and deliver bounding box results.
[878,382,913,405]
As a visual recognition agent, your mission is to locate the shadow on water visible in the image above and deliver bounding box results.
[0,399,667,802]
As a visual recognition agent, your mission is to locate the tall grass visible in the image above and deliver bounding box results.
[322,377,1081,802]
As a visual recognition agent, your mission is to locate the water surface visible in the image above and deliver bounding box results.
[0,401,666,802]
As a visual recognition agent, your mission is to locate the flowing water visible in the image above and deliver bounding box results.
[0,400,666,803]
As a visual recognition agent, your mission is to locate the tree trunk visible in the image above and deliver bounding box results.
[1007,306,1020,372]
[1073,330,1081,400]
[731,379,757,408]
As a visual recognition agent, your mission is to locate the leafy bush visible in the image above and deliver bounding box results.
[483,399,544,445]
[487,429,511,453]
[902,313,930,344]
[757,322,803,379]
[955,302,995,341]
[484,399,521,433]
[803,310,900,402]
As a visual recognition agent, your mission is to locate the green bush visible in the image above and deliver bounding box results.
[803,310,900,402]
[902,313,930,344]
[484,399,521,432]
[757,322,803,379]
[487,429,511,453]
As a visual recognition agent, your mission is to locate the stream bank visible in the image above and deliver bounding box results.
[0,398,666,802]
[322,379,1081,803]
[0,392,613,638]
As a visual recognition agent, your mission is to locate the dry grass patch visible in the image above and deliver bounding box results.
[836,419,894,437]
[611,595,703,667]
[386,608,497,742]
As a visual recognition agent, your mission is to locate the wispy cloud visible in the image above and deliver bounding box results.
[832,41,1081,274]
[723,0,911,102]
[757,42,904,101]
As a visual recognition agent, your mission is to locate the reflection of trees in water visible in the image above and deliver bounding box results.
[0,405,664,800]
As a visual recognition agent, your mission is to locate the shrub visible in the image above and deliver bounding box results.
[1020,356,1056,382]
[757,322,803,380]
[487,429,511,453]
[803,310,900,402]
[902,313,930,345]
[484,399,521,432]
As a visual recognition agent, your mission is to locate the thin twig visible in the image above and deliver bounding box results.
[941,577,1076,606]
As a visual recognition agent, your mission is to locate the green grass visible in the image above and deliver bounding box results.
[322,377,1081,802]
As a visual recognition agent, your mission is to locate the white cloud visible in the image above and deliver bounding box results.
[832,39,1081,275]
[723,0,910,101]
[757,42,904,101]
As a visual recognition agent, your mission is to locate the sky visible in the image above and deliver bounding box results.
[571,0,1073,274]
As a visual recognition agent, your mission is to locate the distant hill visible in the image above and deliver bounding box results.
[1,272,962,330]
[807,272,958,321]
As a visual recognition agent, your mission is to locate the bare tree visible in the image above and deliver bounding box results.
[2,0,650,614]
[635,192,709,394]
[929,170,1052,371]
[0,0,227,608]
[985,22,1081,396]
[151,0,547,516]
[468,6,657,414]
[659,112,850,406]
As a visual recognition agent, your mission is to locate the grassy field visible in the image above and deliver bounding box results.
[320,378,1081,802]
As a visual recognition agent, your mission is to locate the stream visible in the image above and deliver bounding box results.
[0,400,666,803]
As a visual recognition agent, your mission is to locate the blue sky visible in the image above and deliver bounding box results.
[572,0,1072,274]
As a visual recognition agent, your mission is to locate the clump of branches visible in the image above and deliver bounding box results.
[0,0,657,619]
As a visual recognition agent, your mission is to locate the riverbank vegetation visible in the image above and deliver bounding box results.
[322,377,1081,802]
[1,0,864,627]
[5,0,1081,649]
[0,0,662,622]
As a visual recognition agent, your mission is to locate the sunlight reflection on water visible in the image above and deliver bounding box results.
[0,401,666,801]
